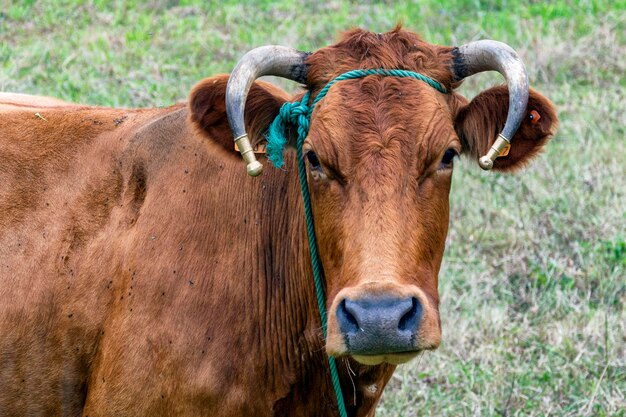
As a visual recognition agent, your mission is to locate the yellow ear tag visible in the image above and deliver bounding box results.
[235,142,267,154]
[499,143,511,157]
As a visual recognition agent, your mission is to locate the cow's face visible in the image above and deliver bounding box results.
[305,77,456,365]
[213,27,558,366]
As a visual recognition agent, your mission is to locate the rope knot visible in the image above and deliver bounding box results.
[280,99,309,122]
[266,91,312,168]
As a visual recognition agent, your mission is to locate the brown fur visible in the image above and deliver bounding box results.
[306,26,456,95]
[0,27,557,416]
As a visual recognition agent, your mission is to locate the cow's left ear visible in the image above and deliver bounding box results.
[189,74,290,155]
[454,85,558,171]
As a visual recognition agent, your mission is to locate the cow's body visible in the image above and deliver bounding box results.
[0,96,392,416]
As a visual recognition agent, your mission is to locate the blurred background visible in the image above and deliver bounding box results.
[1,1,624,415]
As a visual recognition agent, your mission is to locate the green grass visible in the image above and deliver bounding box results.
[1,0,625,415]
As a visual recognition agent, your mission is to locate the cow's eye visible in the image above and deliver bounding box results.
[305,150,327,180]
[306,151,322,170]
[439,148,458,170]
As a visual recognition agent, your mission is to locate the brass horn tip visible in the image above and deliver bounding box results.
[479,156,494,170]
[246,160,264,177]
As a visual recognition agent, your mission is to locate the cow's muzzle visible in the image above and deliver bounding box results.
[336,296,421,355]
[326,283,440,364]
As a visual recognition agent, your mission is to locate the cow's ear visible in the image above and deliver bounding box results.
[189,74,290,155]
[454,85,558,171]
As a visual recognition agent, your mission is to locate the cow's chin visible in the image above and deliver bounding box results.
[350,351,420,366]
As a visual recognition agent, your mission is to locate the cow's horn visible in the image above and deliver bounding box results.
[226,46,309,177]
[452,40,529,170]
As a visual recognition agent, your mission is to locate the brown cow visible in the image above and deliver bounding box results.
[0,27,556,416]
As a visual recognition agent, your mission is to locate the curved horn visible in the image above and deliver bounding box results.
[226,46,309,176]
[453,40,529,170]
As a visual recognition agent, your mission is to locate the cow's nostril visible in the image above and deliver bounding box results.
[337,299,359,334]
[398,297,420,332]
[336,296,423,355]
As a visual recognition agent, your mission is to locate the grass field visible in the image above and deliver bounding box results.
[1,1,625,415]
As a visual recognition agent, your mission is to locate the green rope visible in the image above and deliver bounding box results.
[296,139,347,417]
[268,68,446,417]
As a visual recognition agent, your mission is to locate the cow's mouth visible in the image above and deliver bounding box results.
[351,351,421,366]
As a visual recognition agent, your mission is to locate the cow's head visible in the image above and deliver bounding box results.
[191,28,557,366]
